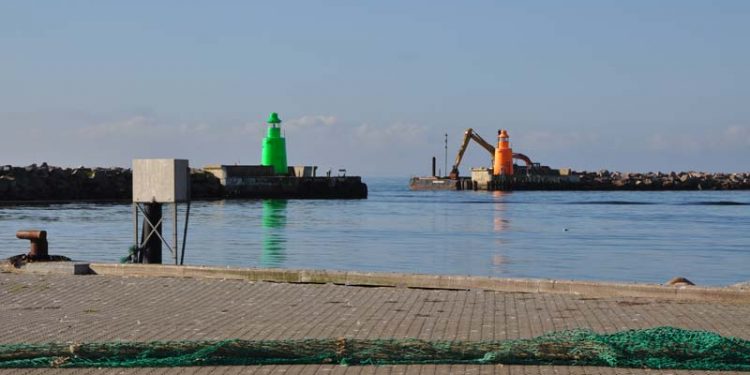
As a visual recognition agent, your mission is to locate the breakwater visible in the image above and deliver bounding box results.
[0,164,366,201]
[574,170,750,190]
[411,170,750,191]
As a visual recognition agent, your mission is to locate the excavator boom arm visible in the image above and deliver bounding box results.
[449,128,496,179]
[470,132,496,155]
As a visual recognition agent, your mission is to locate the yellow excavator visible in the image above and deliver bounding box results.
[448,128,534,179]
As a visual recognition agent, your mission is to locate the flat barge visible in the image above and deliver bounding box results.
[409,168,579,192]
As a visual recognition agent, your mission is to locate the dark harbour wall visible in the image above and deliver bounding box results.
[505,171,750,191]
[0,164,366,201]
[1,164,748,201]
[572,170,750,190]
[0,164,127,201]
[506,170,750,191]
[412,170,750,191]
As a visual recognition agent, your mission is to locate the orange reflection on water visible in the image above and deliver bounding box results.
[492,191,510,232]
[491,191,511,272]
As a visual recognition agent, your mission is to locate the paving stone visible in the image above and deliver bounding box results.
[1,272,748,375]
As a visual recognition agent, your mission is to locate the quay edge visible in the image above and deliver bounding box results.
[7,262,745,304]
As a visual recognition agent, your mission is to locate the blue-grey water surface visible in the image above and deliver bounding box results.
[1,177,748,286]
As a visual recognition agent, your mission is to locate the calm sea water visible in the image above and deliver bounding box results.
[1,177,748,286]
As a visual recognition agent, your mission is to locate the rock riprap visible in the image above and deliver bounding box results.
[575,170,750,190]
[0,163,222,201]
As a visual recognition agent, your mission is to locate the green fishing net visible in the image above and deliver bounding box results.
[1,327,748,370]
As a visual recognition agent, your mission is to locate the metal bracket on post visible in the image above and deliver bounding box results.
[133,202,190,265]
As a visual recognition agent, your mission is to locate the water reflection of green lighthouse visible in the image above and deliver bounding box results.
[261,199,287,267]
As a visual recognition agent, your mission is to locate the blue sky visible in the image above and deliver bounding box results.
[1,1,749,176]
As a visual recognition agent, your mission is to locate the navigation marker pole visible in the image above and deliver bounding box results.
[444,133,448,178]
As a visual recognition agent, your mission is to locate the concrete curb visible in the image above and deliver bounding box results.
[1,260,92,275]
[82,263,750,304]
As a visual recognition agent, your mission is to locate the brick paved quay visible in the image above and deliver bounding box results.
[1,268,749,375]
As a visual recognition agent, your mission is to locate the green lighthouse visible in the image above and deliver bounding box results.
[261,112,288,175]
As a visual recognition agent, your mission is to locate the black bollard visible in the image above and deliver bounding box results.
[139,202,162,264]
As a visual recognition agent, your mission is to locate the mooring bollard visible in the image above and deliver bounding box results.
[16,230,49,261]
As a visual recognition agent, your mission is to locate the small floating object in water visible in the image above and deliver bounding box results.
[563,228,569,232]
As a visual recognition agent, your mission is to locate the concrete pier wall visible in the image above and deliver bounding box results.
[221,176,367,199]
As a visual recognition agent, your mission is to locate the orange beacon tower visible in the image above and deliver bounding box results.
[493,129,513,176]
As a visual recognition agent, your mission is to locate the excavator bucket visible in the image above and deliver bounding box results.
[449,167,460,180]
